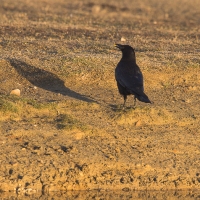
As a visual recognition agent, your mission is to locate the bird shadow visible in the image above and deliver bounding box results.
[109,104,136,112]
[9,59,96,103]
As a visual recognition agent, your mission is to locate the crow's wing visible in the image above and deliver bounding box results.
[115,61,144,96]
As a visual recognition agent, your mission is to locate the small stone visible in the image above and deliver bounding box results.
[122,187,130,191]
[10,89,20,96]
[79,171,84,177]
[135,120,142,126]
[135,163,141,168]
[185,99,191,103]
[121,37,126,42]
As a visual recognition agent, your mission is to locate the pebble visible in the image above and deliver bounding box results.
[10,89,20,96]
[121,37,126,42]
[135,120,142,126]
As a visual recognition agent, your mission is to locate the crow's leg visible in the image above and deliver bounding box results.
[123,95,127,109]
[133,96,136,107]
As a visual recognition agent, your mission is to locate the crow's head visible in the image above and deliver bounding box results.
[115,44,135,61]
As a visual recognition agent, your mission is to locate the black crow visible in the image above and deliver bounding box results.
[115,44,151,108]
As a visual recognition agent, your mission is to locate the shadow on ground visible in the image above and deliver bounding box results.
[9,59,96,103]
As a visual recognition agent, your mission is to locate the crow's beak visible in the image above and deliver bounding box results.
[114,44,124,50]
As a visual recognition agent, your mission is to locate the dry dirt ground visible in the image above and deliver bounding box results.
[0,0,200,198]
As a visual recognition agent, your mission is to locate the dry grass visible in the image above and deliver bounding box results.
[0,0,200,193]
[0,0,200,131]
[0,0,199,133]
[1,0,199,88]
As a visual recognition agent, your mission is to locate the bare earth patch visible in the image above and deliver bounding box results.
[0,0,200,197]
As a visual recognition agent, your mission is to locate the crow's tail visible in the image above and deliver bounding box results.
[137,93,151,103]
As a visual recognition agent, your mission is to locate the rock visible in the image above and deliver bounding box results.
[10,89,20,96]
[135,120,142,126]
[121,37,126,42]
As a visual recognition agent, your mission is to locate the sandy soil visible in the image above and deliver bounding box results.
[0,0,200,197]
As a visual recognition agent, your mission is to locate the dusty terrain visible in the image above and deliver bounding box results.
[0,0,200,198]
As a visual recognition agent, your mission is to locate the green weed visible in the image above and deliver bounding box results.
[56,114,87,131]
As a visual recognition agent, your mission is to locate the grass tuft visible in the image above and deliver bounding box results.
[0,98,18,113]
[56,114,88,131]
